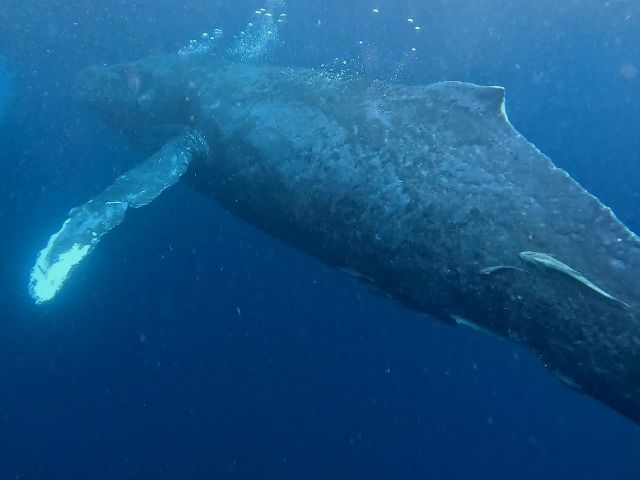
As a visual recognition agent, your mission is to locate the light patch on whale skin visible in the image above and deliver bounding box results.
[499,95,510,123]
[479,265,525,275]
[339,267,376,284]
[451,314,497,337]
[551,370,582,391]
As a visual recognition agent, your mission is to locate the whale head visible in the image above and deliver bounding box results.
[76,54,205,149]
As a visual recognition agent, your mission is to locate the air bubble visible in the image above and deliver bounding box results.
[229,0,286,62]
[180,26,225,56]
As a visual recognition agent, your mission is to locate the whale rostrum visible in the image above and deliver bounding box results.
[31,53,640,424]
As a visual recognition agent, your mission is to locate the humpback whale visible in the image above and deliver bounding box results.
[29,51,640,424]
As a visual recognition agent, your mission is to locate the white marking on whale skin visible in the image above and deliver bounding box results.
[29,221,92,304]
[551,370,582,391]
[609,257,627,271]
[518,251,631,309]
[499,95,510,123]
[479,265,525,275]
[451,314,497,337]
[364,100,392,129]
[339,267,376,284]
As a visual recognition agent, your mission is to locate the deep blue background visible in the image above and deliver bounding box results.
[1,1,640,478]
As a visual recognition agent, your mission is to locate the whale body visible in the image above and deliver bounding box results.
[33,53,640,424]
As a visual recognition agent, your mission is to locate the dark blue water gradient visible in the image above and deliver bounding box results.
[1,1,639,478]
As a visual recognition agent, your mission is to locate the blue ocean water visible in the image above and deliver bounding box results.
[1,1,640,478]
[0,54,12,123]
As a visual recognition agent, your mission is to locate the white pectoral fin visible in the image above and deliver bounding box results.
[29,202,128,304]
[29,128,208,304]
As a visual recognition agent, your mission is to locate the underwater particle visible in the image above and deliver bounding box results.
[372,8,379,13]
[407,18,414,23]
[255,10,262,15]
[414,26,421,31]
[411,47,416,52]
[201,32,209,39]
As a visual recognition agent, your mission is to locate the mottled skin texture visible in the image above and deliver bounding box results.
[78,53,640,424]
